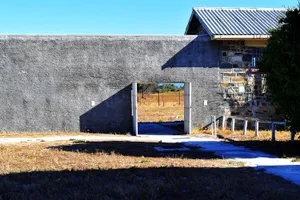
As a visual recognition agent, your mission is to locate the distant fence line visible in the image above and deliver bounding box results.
[138,91,184,106]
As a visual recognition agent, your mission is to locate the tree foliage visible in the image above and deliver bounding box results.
[259,7,300,132]
[137,83,183,98]
[156,84,183,92]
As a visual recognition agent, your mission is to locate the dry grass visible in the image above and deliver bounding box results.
[138,92,184,122]
[0,141,221,174]
[1,140,300,199]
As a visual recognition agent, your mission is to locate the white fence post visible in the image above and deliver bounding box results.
[231,118,235,132]
[213,116,217,136]
[255,120,259,137]
[211,116,217,136]
[243,120,248,135]
[222,115,226,130]
[211,116,214,135]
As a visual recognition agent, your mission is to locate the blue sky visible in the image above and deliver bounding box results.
[0,0,297,34]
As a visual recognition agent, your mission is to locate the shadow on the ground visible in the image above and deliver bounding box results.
[138,122,185,135]
[1,167,300,199]
[49,141,217,159]
[218,137,300,157]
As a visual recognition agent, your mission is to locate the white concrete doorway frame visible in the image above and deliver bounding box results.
[131,82,192,136]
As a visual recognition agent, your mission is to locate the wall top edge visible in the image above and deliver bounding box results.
[0,34,211,41]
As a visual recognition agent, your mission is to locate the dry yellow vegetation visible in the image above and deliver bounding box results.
[138,92,184,122]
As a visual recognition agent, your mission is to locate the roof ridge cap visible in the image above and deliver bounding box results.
[193,7,287,11]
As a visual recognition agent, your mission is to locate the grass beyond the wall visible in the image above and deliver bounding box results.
[138,92,184,123]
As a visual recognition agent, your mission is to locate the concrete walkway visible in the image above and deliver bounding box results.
[0,134,300,185]
[156,135,300,185]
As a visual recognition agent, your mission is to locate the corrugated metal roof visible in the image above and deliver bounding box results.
[187,7,286,39]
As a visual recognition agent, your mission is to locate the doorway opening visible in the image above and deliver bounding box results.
[132,82,191,136]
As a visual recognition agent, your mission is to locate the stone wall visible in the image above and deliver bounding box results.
[218,40,276,121]
[0,35,223,133]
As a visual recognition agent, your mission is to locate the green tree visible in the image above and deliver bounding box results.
[155,83,183,93]
[137,83,157,98]
[259,6,300,139]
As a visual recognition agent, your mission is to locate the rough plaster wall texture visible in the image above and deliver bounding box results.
[0,35,221,132]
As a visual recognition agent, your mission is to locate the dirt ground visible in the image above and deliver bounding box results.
[1,140,300,199]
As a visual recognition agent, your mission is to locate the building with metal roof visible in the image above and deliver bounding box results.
[185,7,286,40]
[184,7,288,122]
[0,7,287,134]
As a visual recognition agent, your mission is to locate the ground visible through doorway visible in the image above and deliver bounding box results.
[138,122,183,135]
[137,83,185,135]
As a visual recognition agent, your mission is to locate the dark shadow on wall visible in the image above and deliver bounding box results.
[162,36,219,70]
[79,85,132,134]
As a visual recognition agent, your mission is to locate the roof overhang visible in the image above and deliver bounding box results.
[211,35,270,40]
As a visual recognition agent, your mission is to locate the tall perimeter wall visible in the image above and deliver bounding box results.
[0,35,224,133]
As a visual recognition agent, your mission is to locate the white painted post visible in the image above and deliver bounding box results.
[211,116,217,136]
[211,116,214,135]
[213,116,217,136]
[255,120,259,137]
[184,82,192,135]
[132,82,138,136]
[231,118,235,132]
[222,115,226,130]
[271,123,275,141]
[243,120,248,135]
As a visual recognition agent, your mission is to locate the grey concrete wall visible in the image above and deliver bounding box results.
[0,35,224,133]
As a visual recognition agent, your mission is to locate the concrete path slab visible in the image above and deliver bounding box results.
[160,136,300,185]
[141,135,300,185]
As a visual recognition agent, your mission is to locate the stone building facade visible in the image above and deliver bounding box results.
[186,7,286,123]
